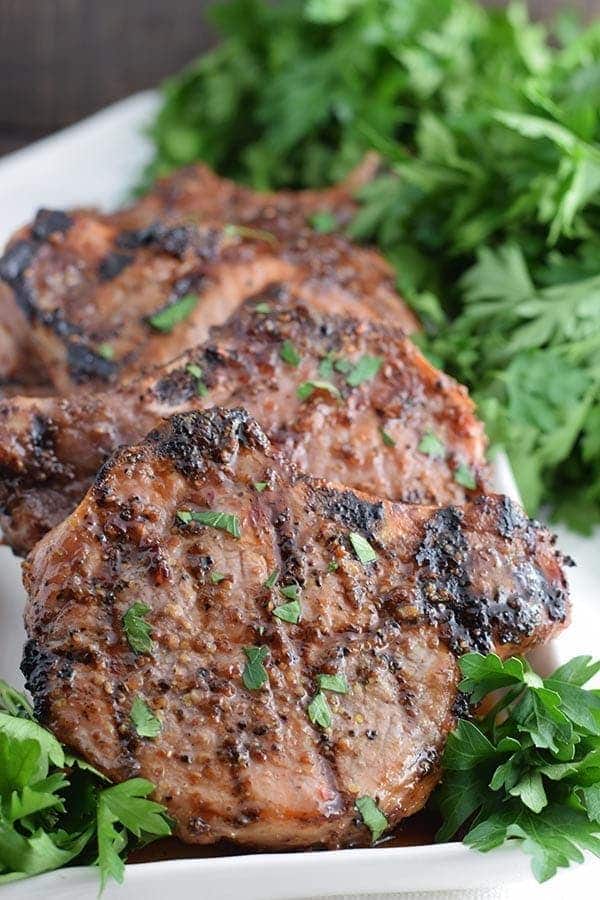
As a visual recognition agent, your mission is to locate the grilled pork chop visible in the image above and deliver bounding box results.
[23,408,569,849]
[0,290,485,555]
[0,158,416,392]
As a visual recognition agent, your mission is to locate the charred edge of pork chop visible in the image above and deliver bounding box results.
[0,290,485,556]
[22,408,569,850]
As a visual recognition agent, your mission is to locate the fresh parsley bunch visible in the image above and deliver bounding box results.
[437,652,600,882]
[0,680,171,889]
[141,0,600,531]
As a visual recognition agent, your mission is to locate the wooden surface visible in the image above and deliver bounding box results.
[0,0,597,156]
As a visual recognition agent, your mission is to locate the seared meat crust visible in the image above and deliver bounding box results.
[23,408,569,850]
[0,291,485,555]
[0,159,416,392]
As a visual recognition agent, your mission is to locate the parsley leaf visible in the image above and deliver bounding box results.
[97,342,115,360]
[437,653,600,882]
[454,463,477,490]
[177,508,241,538]
[253,481,268,492]
[242,646,269,691]
[210,571,227,584]
[280,583,300,601]
[147,294,199,333]
[263,569,279,589]
[297,380,340,401]
[380,427,396,447]
[97,779,171,889]
[316,673,349,694]
[254,302,271,315]
[309,210,337,233]
[122,602,154,655]
[307,692,332,729]
[355,796,389,842]
[130,697,161,739]
[280,340,301,367]
[185,362,209,397]
[418,431,445,459]
[346,355,382,387]
[349,532,378,565]
[272,599,302,624]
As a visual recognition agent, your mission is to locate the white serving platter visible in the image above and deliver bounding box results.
[0,93,599,899]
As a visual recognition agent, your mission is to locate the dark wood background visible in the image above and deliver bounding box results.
[0,0,597,156]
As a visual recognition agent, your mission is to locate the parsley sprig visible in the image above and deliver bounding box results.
[0,680,171,889]
[437,653,600,882]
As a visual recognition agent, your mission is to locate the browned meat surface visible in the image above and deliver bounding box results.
[0,158,416,393]
[22,408,570,850]
[0,291,486,555]
[115,155,382,234]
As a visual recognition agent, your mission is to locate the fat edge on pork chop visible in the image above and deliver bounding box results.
[22,408,570,851]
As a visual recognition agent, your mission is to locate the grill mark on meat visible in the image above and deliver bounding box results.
[98,251,134,281]
[316,487,384,538]
[150,407,271,482]
[415,502,568,654]
[0,211,73,321]
[67,342,119,384]
[0,240,39,319]
[21,638,73,722]
[496,493,528,539]
[31,210,73,241]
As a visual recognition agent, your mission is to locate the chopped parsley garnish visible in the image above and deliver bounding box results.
[263,569,279,589]
[253,481,268,492]
[210,571,227,584]
[186,362,203,379]
[223,223,277,244]
[334,357,353,375]
[254,302,271,314]
[176,509,241,538]
[308,692,332,729]
[346,355,383,387]
[297,380,340,401]
[242,645,269,690]
[280,339,301,367]
[316,673,349,694]
[380,427,396,447]
[418,430,446,459]
[130,697,161,739]
[122,602,154,655]
[147,294,199,333]
[309,210,337,233]
[280,583,300,601]
[97,342,115,360]
[355,796,389,842]
[454,462,477,489]
[349,532,378,565]
[272,599,302,624]
[318,353,334,379]
[186,362,209,396]
[327,560,339,572]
